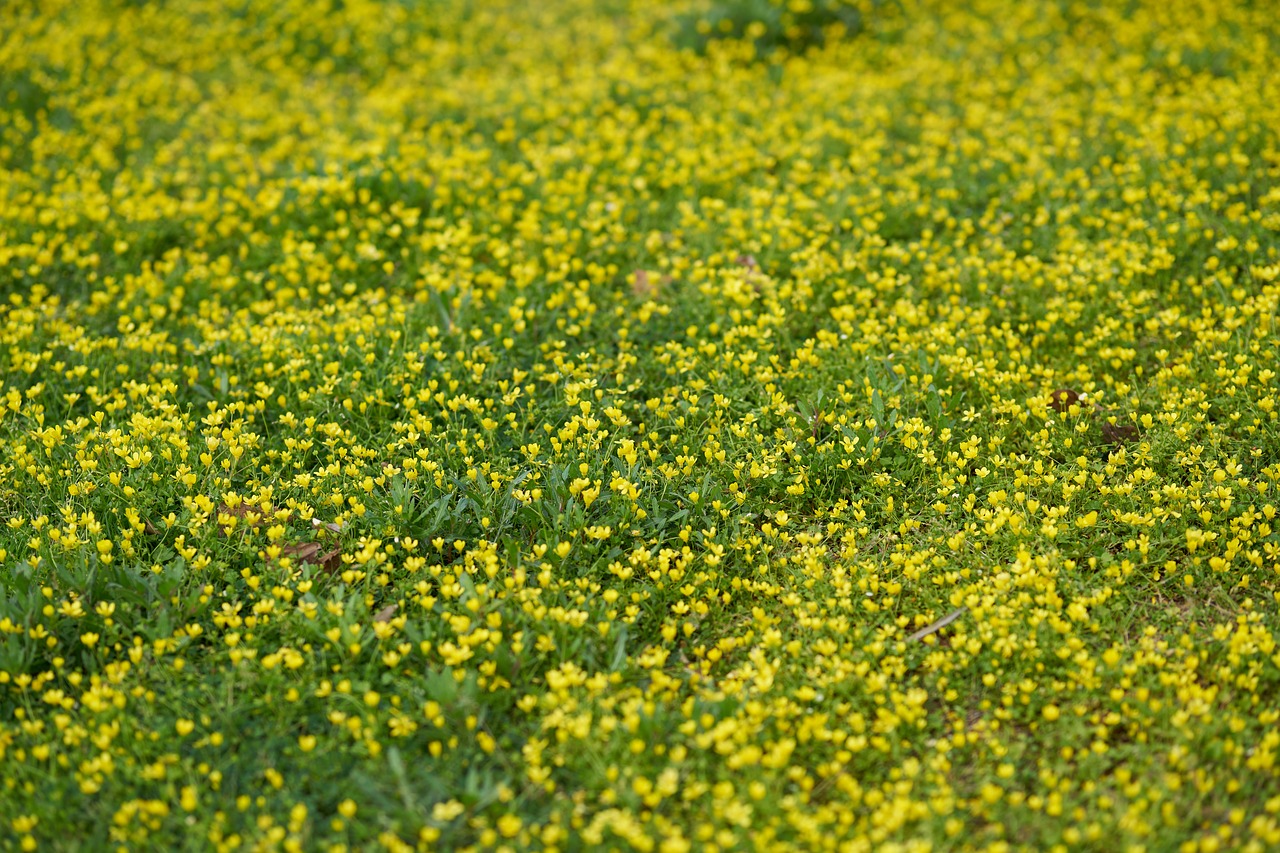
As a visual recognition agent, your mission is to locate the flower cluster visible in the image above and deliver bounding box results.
[2,0,1279,849]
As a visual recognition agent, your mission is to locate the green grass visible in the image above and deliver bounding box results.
[1,0,1280,850]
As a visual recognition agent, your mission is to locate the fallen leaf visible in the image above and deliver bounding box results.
[311,517,345,534]
[220,502,274,519]
[274,542,344,574]
[281,542,323,562]
[317,547,343,574]
[1048,389,1080,413]
[218,502,274,536]
[907,607,967,642]
[632,269,655,298]
[735,254,765,294]
[1101,420,1140,445]
[374,604,398,623]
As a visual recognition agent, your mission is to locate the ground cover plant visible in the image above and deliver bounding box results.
[2,0,1280,849]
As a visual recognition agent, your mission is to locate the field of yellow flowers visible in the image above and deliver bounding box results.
[2,0,1279,849]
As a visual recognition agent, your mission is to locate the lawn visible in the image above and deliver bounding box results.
[2,0,1280,849]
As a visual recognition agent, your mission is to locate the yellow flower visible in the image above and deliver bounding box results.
[497,813,522,839]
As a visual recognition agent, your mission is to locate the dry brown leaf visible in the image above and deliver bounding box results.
[374,604,398,623]
[735,254,765,294]
[275,542,344,574]
[907,607,967,642]
[1101,420,1140,445]
[317,547,343,574]
[217,502,274,536]
[632,269,655,298]
[311,518,345,535]
[631,270,674,298]
[1048,389,1081,413]
[219,502,274,520]
[281,541,323,562]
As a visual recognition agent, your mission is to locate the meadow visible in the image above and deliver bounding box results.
[2,0,1280,849]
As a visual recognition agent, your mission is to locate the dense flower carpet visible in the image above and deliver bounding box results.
[2,0,1279,849]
